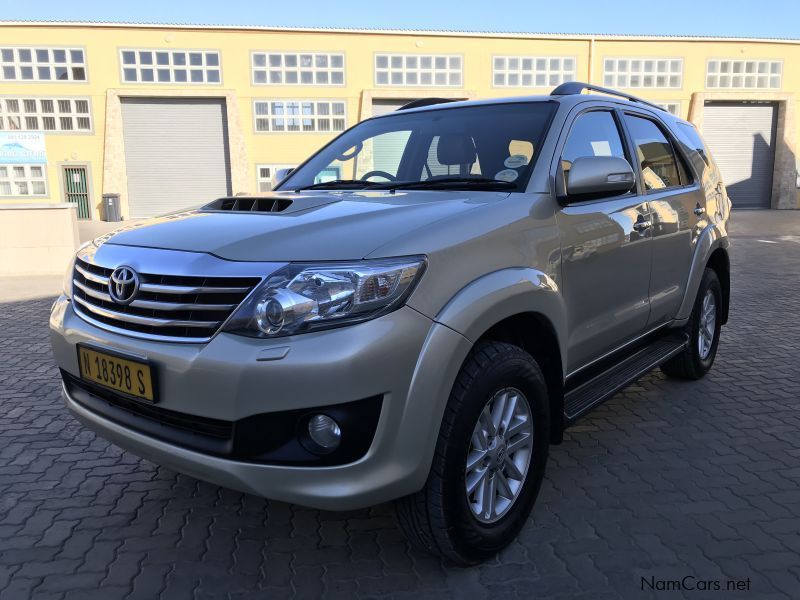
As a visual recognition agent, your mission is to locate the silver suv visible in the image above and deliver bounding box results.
[50,83,731,565]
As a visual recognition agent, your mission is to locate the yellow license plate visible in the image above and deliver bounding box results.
[77,346,155,402]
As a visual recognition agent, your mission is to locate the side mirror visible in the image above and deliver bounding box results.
[273,168,294,187]
[563,156,635,200]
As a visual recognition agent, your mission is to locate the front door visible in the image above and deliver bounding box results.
[62,165,91,220]
[555,107,653,373]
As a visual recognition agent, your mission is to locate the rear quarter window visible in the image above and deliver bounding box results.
[676,122,713,167]
[675,121,723,192]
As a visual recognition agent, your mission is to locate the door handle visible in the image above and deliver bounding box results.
[633,220,652,232]
[694,205,706,216]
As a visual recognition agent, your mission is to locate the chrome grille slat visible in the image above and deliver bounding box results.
[139,282,251,295]
[74,263,109,285]
[71,257,260,342]
[74,296,221,328]
[72,280,235,312]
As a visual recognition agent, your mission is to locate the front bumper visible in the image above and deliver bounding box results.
[51,296,471,510]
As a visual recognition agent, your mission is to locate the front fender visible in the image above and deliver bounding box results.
[676,222,730,321]
[433,267,568,369]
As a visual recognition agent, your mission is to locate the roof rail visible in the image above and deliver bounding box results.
[396,97,458,111]
[550,82,666,112]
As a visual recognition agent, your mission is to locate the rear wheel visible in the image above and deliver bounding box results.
[661,268,722,380]
[395,341,550,565]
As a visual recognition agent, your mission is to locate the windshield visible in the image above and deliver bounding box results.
[278,102,556,193]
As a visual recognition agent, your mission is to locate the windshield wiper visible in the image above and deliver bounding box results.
[293,179,384,191]
[373,177,517,191]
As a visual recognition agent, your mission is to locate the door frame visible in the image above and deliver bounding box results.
[688,92,797,209]
[102,89,248,219]
[57,161,94,220]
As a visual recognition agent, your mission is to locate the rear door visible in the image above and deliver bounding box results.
[619,110,704,328]
[554,106,653,373]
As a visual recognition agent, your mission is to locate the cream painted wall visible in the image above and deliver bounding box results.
[0,24,798,217]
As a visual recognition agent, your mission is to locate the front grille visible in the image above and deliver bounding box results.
[71,258,260,341]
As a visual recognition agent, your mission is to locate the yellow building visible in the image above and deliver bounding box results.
[1,20,798,222]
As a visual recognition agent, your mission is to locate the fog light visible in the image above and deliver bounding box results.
[307,414,342,452]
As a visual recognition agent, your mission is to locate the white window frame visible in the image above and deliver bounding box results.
[705,59,782,90]
[653,101,681,117]
[374,54,463,87]
[603,57,683,89]
[255,163,295,192]
[0,46,88,83]
[0,164,48,198]
[119,48,223,85]
[492,56,577,88]
[252,99,347,134]
[251,52,345,86]
[0,97,93,134]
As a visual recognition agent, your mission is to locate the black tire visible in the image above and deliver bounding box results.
[395,341,550,565]
[661,268,723,380]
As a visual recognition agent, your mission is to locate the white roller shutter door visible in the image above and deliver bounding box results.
[121,98,232,218]
[702,101,777,209]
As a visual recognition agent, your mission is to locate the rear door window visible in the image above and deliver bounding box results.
[623,114,685,191]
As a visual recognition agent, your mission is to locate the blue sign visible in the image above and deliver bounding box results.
[0,132,47,164]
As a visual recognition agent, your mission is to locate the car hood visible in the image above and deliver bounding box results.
[99,190,507,261]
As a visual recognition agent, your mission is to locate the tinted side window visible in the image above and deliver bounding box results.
[562,111,627,176]
[677,122,712,166]
[624,115,682,191]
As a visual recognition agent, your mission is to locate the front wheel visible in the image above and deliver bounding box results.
[395,341,550,565]
[661,268,723,380]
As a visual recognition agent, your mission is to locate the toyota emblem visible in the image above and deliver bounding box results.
[108,266,140,305]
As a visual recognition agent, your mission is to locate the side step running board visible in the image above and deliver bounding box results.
[564,332,689,424]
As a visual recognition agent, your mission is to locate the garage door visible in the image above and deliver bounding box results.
[368,100,417,177]
[121,98,232,218]
[702,101,777,209]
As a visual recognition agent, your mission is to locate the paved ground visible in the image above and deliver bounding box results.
[1,210,799,599]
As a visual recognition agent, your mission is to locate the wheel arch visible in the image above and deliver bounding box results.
[433,267,568,444]
[475,312,565,445]
[676,224,730,322]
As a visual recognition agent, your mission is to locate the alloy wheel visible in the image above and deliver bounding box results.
[465,387,534,524]
[698,289,717,360]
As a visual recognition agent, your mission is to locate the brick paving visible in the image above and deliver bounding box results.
[1,211,799,599]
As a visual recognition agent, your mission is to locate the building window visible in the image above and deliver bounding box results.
[0,47,87,82]
[654,101,681,116]
[252,52,345,85]
[706,60,782,89]
[253,100,346,133]
[603,58,683,88]
[493,56,576,87]
[0,97,92,132]
[120,49,222,84]
[255,164,297,191]
[0,164,47,197]
[375,54,462,87]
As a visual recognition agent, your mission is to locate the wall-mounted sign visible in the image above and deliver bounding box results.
[0,132,47,164]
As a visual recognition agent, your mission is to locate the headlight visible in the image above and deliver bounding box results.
[223,256,426,338]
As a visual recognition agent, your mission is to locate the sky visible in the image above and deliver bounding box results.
[1,0,799,39]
